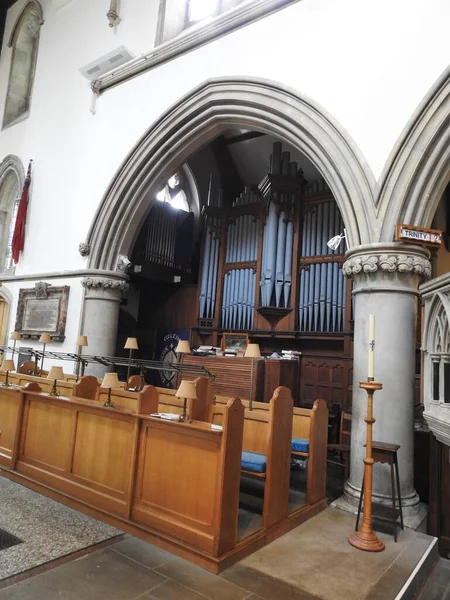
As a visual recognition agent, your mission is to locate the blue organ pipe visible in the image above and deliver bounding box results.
[284,217,294,308]
[237,217,243,262]
[246,269,252,328]
[275,210,287,307]
[326,262,333,332]
[222,273,228,328]
[341,269,347,332]
[231,269,238,329]
[242,269,249,328]
[319,262,327,331]
[332,262,339,332]
[260,209,272,306]
[337,266,344,332]
[237,269,244,328]
[314,263,320,331]
[308,263,315,331]
[210,228,220,318]
[243,216,249,261]
[298,269,305,330]
[250,271,256,328]
[225,271,232,329]
[205,226,215,318]
[199,219,212,317]
[265,201,278,306]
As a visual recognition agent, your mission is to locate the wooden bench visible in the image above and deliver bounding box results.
[0,371,99,400]
[212,393,328,506]
[96,376,213,421]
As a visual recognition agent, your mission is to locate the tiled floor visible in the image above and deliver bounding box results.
[416,558,450,599]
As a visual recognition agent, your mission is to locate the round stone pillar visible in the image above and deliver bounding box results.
[81,276,129,378]
[342,243,431,525]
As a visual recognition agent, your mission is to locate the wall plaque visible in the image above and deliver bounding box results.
[395,223,443,248]
[15,283,70,342]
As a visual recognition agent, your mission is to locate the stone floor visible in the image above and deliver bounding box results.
[0,476,122,581]
[0,505,438,600]
[415,558,450,599]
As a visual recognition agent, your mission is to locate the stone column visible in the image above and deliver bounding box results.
[341,243,431,527]
[81,276,129,378]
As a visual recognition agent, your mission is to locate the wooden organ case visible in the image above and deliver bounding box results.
[194,142,353,412]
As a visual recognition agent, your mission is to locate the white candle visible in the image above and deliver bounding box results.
[368,314,375,379]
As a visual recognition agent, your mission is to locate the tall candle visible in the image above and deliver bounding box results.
[368,314,375,379]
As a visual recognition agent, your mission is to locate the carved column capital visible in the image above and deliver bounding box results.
[81,276,129,301]
[342,243,431,292]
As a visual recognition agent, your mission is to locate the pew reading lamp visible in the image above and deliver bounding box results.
[1,359,16,387]
[76,335,88,380]
[124,337,139,384]
[175,380,197,423]
[47,366,64,397]
[39,333,52,373]
[10,331,21,360]
[102,373,120,407]
[244,343,261,411]
[175,340,191,387]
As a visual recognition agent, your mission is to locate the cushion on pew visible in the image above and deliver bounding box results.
[291,438,309,453]
[241,451,267,473]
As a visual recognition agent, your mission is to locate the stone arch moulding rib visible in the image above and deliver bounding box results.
[7,1,44,48]
[0,154,25,189]
[85,77,377,271]
[378,66,450,242]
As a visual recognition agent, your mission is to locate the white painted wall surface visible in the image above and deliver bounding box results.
[0,0,449,277]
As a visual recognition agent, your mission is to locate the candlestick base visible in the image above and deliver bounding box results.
[348,530,385,552]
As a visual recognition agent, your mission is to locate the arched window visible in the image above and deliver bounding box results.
[156,172,190,212]
[156,0,244,45]
[0,156,24,273]
[3,2,44,129]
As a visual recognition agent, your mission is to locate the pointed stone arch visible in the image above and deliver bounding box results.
[378,67,450,240]
[85,77,376,271]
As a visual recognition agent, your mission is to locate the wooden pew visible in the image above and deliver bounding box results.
[212,393,329,506]
[97,376,213,421]
[0,372,99,400]
[132,397,244,556]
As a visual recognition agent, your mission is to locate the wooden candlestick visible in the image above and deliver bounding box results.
[348,380,385,552]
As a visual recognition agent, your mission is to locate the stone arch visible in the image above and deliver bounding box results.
[378,67,450,240]
[86,77,376,271]
[3,1,44,128]
[0,155,25,272]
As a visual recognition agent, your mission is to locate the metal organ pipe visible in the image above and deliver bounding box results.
[298,199,346,333]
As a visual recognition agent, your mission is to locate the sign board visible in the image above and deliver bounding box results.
[395,224,443,248]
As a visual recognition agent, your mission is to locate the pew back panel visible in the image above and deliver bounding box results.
[0,387,22,468]
[132,398,244,556]
[16,391,138,517]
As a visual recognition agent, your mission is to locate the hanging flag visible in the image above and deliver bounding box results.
[12,160,33,264]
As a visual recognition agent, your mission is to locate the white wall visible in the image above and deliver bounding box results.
[0,0,449,279]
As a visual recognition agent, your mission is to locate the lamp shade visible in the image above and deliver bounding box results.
[10,331,21,341]
[76,335,88,347]
[245,343,261,359]
[175,340,191,354]
[39,333,52,344]
[47,366,64,380]
[124,337,139,350]
[175,380,197,400]
[101,372,120,389]
[1,359,16,372]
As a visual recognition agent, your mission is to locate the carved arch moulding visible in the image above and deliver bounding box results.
[84,77,377,272]
[377,66,450,242]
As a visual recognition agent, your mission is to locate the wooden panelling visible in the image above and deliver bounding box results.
[21,399,76,471]
[300,357,352,411]
[0,388,21,466]
[72,412,135,494]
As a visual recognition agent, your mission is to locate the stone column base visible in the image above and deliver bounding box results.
[330,481,428,530]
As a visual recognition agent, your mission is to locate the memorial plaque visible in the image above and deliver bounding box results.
[15,283,70,342]
[23,298,60,331]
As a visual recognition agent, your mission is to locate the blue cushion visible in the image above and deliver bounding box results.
[291,438,309,453]
[241,451,267,473]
